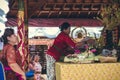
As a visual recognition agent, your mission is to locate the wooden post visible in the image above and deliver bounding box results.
[24,0,29,70]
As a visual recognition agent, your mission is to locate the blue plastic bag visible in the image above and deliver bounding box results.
[25,70,34,78]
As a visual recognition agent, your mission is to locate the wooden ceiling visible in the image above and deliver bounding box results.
[7,0,113,19]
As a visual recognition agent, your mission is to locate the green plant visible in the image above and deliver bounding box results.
[97,3,120,30]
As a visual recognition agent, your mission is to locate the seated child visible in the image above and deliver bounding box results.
[33,55,42,80]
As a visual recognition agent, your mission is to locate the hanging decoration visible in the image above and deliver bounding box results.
[71,27,87,43]
[17,0,25,69]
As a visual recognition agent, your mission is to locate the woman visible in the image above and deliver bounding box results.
[0,28,26,80]
[46,22,83,80]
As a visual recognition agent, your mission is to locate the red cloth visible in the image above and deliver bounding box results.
[47,32,75,61]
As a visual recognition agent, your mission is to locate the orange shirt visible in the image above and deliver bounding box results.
[2,44,22,68]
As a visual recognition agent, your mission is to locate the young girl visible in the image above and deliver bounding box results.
[33,55,42,80]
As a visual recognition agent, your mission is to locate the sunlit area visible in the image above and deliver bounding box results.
[8,26,103,39]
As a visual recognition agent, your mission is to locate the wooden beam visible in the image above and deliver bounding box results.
[67,12,71,18]
[6,18,103,27]
[48,12,52,18]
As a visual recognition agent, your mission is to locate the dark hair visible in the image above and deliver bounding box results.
[59,22,71,31]
[2,28,14,44]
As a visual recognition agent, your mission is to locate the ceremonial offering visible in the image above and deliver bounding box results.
[63,51,100,63]
[64,54,79,63]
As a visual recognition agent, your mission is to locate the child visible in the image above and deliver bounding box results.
[33,55,42,80]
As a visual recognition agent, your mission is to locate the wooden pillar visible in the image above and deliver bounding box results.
[24,0,29,70]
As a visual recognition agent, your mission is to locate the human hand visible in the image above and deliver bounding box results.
[76,42,83,47]
[21,73,26,80]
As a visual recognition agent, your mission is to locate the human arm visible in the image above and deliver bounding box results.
[9,63,26,80]
[75,42,84,47]
[64,34,84,48]
[28,63,34,70]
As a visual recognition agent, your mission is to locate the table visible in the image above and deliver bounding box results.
[55,62,120,80]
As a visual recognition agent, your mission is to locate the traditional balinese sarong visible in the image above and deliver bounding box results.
[46,54,56,80]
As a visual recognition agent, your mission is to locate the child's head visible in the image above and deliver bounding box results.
[34,55,40,62]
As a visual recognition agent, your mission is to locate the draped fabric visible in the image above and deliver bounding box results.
[17,10,25,68]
